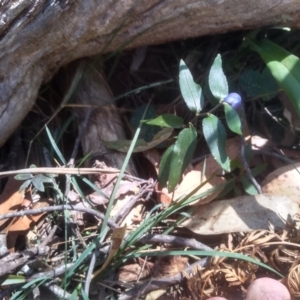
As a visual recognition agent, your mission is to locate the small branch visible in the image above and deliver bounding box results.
[41,225,58,247]
[0,246,50,276]
[0,205,118,228]
[84,251,96,295]
[29,263,74,279]
[43,281,74,300]
[0,167,121,178]
[112,183,154,225]
[138,234,212,251]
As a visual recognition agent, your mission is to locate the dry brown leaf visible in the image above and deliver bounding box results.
[92,225,127,278]
[88,180,140,206]
[6,198,50,252]
[0,177,24,230]
[118,259,154,282]
[261,162,300,204]
[156,255,188,278]
[182,194,299,235]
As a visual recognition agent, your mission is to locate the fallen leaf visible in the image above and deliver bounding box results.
[7,198,51,252]
[88,180,140,206]
[118,258,154,282]
[0,177,24,230]
[261,162,300,204]
[182,194,299,235]
[92,225,127,279]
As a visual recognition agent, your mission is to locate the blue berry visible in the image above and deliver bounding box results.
[223,93,242,109]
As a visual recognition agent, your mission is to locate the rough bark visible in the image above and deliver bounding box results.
[1,0,300,147]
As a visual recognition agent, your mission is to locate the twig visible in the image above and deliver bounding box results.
[43,280,74,299]
[41,225,58,247]
[0,167,121,178]
[0,246,49,276]
[112,183,154,225]
[84,251,96,295]
[138,234,212,251]
[29,263,74,279]
[0,205,118,228]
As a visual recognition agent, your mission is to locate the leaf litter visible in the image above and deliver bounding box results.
[1,35,300,300]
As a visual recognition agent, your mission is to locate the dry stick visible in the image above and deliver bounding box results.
[41,225,58,247]
[29,263,74,279]
[0,167,120,178]
[84,251,96,296]
[112,183,154,225]
[118,258,208,300]
[43,281,74,300]
[0,205,118,228]
[0,246,50,276]
[138,234,213,251]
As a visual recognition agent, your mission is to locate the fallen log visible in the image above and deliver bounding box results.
[1,0,300,147]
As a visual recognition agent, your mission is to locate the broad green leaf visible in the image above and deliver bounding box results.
[223,102,242,135]
[19,179,32,192]
[202,114,230,172]
[32,176,45,192]
[158,145,174,188]
[142,114,184,128]
[241,164,266,195]
[208,54,228,101]
[241,176,258,195]
[104,127,173,152]
[36,174,54,183]
[249,38,300,118]
[239,68,279,101]
[179,59,203,114]
[167,126,197,192]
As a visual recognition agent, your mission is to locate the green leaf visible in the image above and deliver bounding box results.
[45,126,66,165]
[179,59,203,114]
[241,177,257,195]
[249,38,300,118]
[104,127,173,152]
[0,275,25,285]
[19,179,32,192]
[223,102,242,135]
[202,114,230,172]
[142,114,184,128]
[32,176,45,192]
[14,173,33,180]
[208,54,228,101]
[158,145,174,188]
[167,126,197,192]
[36,174,54,183]
[239,68,279,101]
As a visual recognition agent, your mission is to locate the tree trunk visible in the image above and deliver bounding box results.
[0,0,300,146]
